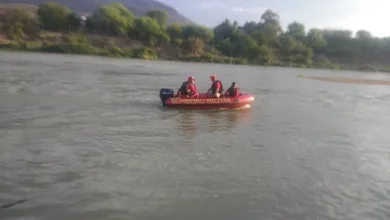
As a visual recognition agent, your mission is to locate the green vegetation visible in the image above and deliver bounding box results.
[0,2,390,72]
[37,2,70,31]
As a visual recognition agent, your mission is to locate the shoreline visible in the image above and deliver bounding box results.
[3,49,390,87]
[301,76,390,86]
[2,46,389,74]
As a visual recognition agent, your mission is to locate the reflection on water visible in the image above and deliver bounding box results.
[177,111,197,137]
[224,108,252,124]
[174,109,253,136]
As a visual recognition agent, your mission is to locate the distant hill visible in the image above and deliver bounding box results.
[0,0,195,25]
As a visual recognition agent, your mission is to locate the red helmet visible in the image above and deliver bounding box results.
[210,75,216,80]
[188,76,195,81]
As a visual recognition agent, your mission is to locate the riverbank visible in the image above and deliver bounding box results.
[0,32,249,64]
[2,37,390,74]
[1,2,390,74]
[300,75,390,86]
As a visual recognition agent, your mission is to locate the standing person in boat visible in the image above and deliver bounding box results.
[176,80,189,97]
[207,74,224,98]
[224,82,240,97]
[186,76,199,98]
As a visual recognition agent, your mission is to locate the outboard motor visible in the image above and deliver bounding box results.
[159,88,174,106]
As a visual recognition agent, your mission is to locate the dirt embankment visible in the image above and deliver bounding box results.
[299,75,390,86]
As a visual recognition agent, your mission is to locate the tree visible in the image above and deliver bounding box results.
[286,21,305,42]
[278,34,313,64]
[131,17,170,45]
[356,30,372,40]
[182,25,214,42]
[258,45,273,64]
[234,36,259,58]
[213,19,241,42]
[322,29,352,40]
[250,30,268,46]
[86,3,134,36]
[260,9,282,35]
[279,34,297,55]
[67,12,82,31]
[37,3,70,31]
[146,10,168,27]
[319,30,356,62]
[242,21,257,35]
[0,8,39,41]
[167,24,183,40]
[256,9,283,45]
[215,39,236,57]
[261,9,280,25]
[182,37,205,56]
[306,28,326,50]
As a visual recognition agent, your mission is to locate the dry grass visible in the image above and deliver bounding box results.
[87,35,144,49]
[0,33,9,44]
[300,75,390,86]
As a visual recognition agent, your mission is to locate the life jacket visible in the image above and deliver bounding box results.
[187,83,197,95]
[179,81,188,95]
[211,80,224,94]
[228,87,239,97]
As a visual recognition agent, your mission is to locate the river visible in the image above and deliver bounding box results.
[1,51,390,220]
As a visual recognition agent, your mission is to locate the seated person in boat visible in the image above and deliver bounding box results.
[224,82,239,97]
[176,80,188,97]
[207,74,224,98]
[186,76,199,98]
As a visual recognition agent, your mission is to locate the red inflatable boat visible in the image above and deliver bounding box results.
[159,88,255,110]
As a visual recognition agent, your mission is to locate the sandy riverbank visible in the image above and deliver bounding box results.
[299,75,390,86]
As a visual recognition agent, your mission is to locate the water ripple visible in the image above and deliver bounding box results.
[0,51,390,220]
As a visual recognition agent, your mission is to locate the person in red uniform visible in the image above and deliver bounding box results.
[186,76,199,98]
[207,74,224,98]
[224,82,239,97]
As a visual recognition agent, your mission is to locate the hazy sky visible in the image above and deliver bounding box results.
[159,0,390,37]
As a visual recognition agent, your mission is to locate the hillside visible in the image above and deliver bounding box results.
[0,0,194,25]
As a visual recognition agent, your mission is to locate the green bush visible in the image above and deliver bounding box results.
[133,47,157,59]
[312,61,340,70]
[0,42,22,49]
[171,38,183,46]
[41,43,98,54]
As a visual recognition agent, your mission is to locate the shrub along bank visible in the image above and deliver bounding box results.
[0,2,389,72]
